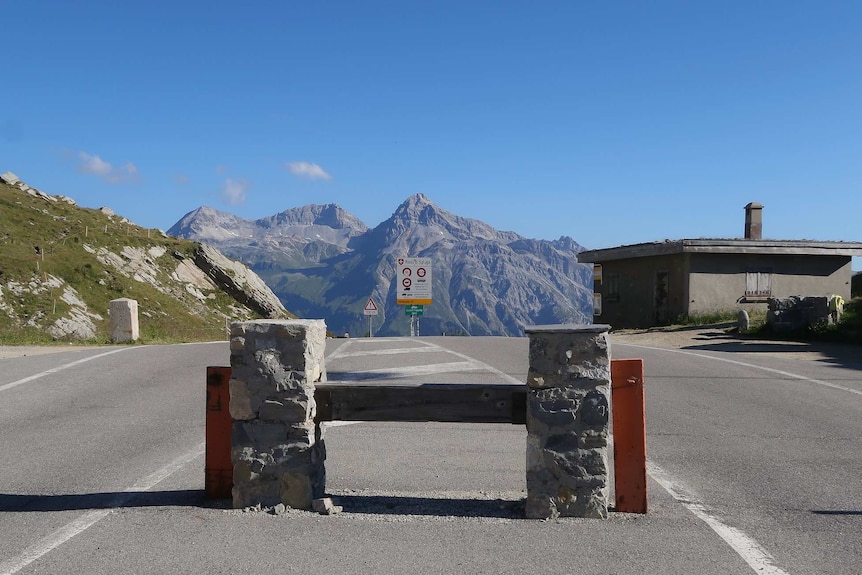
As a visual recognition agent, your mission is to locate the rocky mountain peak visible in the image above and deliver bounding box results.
[376,193,516,251]
[168,194,592,336]
[266,203,368,232]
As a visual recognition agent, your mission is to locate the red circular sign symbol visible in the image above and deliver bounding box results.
[402,277,412,288]
[417,267,426,278]
[402,267,412,276]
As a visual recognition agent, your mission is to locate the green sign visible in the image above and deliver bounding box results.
[404,304,424,316]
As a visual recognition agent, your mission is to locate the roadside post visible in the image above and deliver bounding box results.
[611,358,648,513]
[205,366,233,499]
[363,297,378,337]
[405,304,423,337]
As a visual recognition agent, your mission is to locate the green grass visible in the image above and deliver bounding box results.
[0,181,266,344]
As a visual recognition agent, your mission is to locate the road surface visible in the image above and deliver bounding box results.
[0,330,860,574]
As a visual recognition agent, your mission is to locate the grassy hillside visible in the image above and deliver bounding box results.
[0,180,262,344]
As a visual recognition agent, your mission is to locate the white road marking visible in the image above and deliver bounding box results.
[617,343,798,572]
[618,342,862,397]
[333,347,443,358]
[327,338,523,384]
[325,339,356,362]
[0,348,131,393]
[0,443,205,575]
[648,461,791,575]
[326,337,792,574]
[414,340,524,385]
[331,361,488,381]
[323,421,362,428]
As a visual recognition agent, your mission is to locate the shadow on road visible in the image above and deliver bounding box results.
[330,494,525,518]
[677,328,862,371]
[0,491,527,518]
[0,490,224,512]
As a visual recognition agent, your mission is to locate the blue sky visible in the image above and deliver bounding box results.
[3,2,861,268]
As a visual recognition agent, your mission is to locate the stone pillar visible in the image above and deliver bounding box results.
[109,298,139,342]
[229,319,327,510]
[524,324,612,519]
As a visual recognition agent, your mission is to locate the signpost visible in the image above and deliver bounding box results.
[396,257,432,305]
[404,304,424,316]
[363,298,378,337]
[396,257,431,336]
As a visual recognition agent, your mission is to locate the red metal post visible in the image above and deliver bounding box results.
[205,366,233,499]
[611,358,647,513]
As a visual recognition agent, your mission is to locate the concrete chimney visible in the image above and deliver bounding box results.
[744,202,763,239]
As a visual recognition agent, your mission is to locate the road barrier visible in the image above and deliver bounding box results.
[611,359,648,513]
[205,366,233,499]
[205,320,647,518]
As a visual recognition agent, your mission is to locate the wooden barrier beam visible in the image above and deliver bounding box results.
[611,358,648,514]
[205,366,233,499]
[205,361,648,513]
[315,383,527,424]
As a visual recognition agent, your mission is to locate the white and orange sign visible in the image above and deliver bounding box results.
[396,257,432,305]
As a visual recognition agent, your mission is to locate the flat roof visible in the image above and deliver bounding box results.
[577,238,862,263]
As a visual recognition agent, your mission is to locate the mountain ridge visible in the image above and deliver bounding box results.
[169,194,593,336]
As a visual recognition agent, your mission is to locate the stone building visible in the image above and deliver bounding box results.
[578,203,862,329]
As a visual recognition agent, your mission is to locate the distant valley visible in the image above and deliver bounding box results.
[169,194,593,337]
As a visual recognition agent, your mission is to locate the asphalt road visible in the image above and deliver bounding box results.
[0,333,860,574]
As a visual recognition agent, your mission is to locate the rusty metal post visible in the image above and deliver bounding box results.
[611,358,647,513]
[205,366,233,499]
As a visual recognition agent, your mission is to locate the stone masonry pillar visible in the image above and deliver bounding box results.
[228,319,327,509]
[109,298,139,343]
[524,324,612,519]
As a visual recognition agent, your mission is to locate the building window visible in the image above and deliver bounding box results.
[745,269,772,298]
[606,273,620,302]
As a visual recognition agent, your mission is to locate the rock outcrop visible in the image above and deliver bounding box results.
[193,244,290,319]
[1,171,294,341]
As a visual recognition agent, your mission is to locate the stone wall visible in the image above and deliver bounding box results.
[228,319,327,509]
[524,324,612,519]
[767,296,830,331]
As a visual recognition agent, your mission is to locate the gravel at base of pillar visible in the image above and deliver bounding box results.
[524,324,612,519]
[228,319,327,510]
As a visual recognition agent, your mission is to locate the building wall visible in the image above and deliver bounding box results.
[594,253,688,329]
[687,253,852,315]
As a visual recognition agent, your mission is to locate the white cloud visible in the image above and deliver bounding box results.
[285,161,332,181]
[77,152,139,184]
[221,178,249,205]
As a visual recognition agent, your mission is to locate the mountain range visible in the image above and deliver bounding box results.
[168,194,593,336]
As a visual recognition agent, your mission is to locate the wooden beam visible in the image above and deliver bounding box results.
[315,383,527,424]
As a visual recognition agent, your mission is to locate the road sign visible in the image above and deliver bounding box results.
[404,304,424,316]
[363,298,379,316]
[396,257,432,305]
